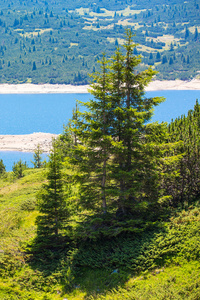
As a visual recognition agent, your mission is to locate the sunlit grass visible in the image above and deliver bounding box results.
[117,20,143,29]
[107,37,125,45]
[187,25,200,34]
[145,35,184,51]
[83,24,114,31]
[74,6,146,18]
[16,28,53,37]
[70,43,79,47]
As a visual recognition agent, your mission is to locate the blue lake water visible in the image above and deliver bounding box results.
[150,90,200,123]
[0,93,90,135]
[0,151,48,171]
[0,90,200,171]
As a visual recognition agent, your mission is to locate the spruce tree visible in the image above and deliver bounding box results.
[32,144,43,168]
[12,159,27,178]
[36,144,68,246]
[0,159,5,175]
[32,61,36,71]
[72,55,112,213]
[194,27,198,41]
[70,29,165,216]
[108,29,165,214]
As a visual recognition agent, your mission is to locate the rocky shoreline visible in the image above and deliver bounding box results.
[0,79,200,94]
[0,133,58,153]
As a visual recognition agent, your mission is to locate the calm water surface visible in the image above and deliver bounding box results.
[0,93,90,135]
[149,90,200,123]
[0,151,48,171]
[0,90,200,171]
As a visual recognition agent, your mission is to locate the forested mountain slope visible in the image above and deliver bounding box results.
[0,0,199,84]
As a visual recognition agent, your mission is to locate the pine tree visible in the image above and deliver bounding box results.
[108,29,165,214]
[185,27,190,39]
[72,55,112,213]
[36,144,69,245]
[162,55,168,64]
[0,159,5,175]
[194,27,198,41]
[32,61,37,71]
[12,159,27,178]
[149,52,153,60]
[69,29,165,217]
[32,144,44,168]
[170,42,174,51]
[169,57,174,65]
[156,51,161,62]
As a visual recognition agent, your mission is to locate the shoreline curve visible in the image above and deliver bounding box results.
[0,79,200,94]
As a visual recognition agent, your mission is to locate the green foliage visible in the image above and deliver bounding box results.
[20,198,37,211]
[66,30,180,226]
[90,262,200,299]
[35,144,69,247]
[32,61,37,71]
[168,100,200,203]
[67,203,200,291]
[0,159,6,175]
[71,54,113,213]
[1,5,200,295]
[32,144,44,168]
[0,149,200,299]
[12,159,28,178]
[0,207,22,237]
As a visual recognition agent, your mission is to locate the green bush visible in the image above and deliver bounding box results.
[20,198,36,211]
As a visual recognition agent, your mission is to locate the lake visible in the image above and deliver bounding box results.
[0,90,200,171]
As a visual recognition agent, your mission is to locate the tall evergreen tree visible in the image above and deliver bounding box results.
[108,29,165,214]
[36,144,68,245]
[32,61,37,71]
[0,159,5,175]
[194,27,198,41]
[185,27,190,39]
[72,55,112,213]
[69,29,165,217]
[32,144,43,168]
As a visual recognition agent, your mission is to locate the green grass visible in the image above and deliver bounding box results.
[90,261,200,299]
[0,168,200,299]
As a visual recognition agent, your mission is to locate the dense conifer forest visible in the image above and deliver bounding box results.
[0,0,199,83]
[0,29,200,299]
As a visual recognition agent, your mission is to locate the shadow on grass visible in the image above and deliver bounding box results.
[27,213,168,299]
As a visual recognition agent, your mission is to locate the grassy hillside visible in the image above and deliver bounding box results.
[0,167,200,299]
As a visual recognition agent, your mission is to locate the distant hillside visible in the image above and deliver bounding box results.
[0,0,199,84]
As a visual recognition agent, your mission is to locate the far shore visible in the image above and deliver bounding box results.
[0,133,58,153]
[0,78,200,94]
